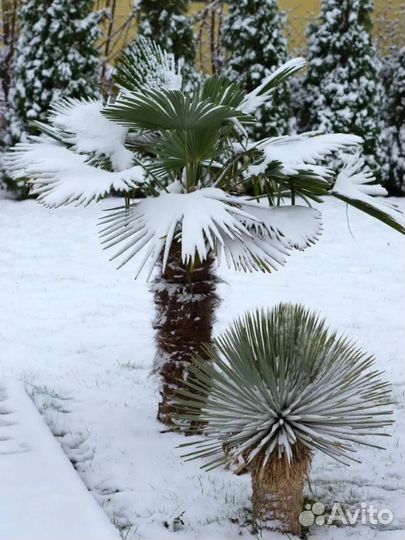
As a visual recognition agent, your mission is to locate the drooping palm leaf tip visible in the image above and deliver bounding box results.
[174,303,393,533]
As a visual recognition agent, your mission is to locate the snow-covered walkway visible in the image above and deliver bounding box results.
[0,379,120,540]
[0,193,404,539]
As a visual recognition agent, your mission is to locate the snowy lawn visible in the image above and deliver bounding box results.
[0,193,404,539]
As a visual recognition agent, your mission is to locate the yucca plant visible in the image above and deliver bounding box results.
[4,37,404,430]
[175,304,393,534]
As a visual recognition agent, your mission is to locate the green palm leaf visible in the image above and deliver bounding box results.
[240,58,306,114]
[332,154,405,234]
[114,36,184,93]
[200,76,247,110]
[255,57,306,96]
[103,89,243,132]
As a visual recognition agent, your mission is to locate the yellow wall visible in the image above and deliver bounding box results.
[279,0,404,53]
[97,0,405,66]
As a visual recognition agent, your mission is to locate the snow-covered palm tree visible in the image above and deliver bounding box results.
[174,304,393,534]
[5,37,404,429]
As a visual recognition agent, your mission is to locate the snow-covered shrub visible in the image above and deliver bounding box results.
[288,72,306,134]
[382,47,405,195]
[8,0,101,144]
[0,64,11,157]
[136,0,195,69]
[174,303,393,534]
[300,0,387,184]
[222,0,290,138]
[0,99,8,190]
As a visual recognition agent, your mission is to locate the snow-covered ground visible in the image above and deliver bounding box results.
[0,193,404,540]
[0,379,120,540]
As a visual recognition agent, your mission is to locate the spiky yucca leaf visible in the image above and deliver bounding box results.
[175,304,393,468]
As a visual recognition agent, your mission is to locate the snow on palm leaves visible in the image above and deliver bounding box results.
[4,36,404,278]
[99,188,321,278]
[4,138,144,207]
[176,304,393,467]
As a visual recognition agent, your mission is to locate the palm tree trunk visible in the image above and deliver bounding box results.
[250,443,312,534]
[151,243,219,431]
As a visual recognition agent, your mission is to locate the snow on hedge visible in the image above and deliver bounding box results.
[300,0,387,184]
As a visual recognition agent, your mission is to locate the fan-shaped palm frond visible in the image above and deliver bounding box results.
[36,98,133,172]
[332,153,405,234]
[242,205,322,249]
[4,138,145,207]
[248,132,363,177]
[150,127,224,176]
[247,162,333,204]
[99,189,322,278]
[103,88,249,133]
[240,57,306,114]
[175,303,393,468]
[242,133,364,203]
[200,76,247,109]
[114,36,184,94]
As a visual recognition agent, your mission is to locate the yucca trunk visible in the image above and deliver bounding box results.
[250,443,312,534]
[151,243,219,430]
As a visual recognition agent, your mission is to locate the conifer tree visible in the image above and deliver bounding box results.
[222,0,290,138]
[8,0,101,143]
[300,0,387,183]
[136,0,195,67]
[382,47,405,194]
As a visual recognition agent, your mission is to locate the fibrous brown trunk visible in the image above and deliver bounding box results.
[151,243,219,431]
[250,443,312,535]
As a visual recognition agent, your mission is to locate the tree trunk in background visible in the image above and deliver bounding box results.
[250,443,312,535]
[151,243,219,431]
[0,0,18,101]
